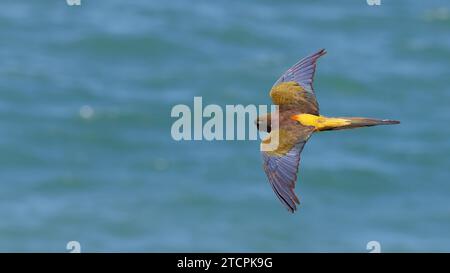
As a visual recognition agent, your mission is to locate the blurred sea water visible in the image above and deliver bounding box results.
[0,0,449,252]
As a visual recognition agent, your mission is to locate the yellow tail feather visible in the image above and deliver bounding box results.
[291,114,399,131]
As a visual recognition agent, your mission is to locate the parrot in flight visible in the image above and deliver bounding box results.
[257,49,399,213]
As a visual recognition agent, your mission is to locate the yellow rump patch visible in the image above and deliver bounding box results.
[291,114,351,131]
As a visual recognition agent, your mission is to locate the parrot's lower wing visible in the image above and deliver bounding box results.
[261,124,314,213]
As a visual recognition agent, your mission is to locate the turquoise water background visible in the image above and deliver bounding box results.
[0,0,449,252]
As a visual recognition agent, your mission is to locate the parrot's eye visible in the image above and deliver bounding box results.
[256,118,271,133]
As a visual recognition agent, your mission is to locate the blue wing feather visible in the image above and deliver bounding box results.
[273,49,326,95]
[261,142,307,213]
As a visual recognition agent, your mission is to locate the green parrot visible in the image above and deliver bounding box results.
[257,49,400,213]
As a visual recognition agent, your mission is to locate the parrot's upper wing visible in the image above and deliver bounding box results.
[261,123,314,213]
[269,49,326,115]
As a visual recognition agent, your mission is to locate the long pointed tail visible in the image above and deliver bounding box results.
[326,117,400,131]
[291,114,400,131]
